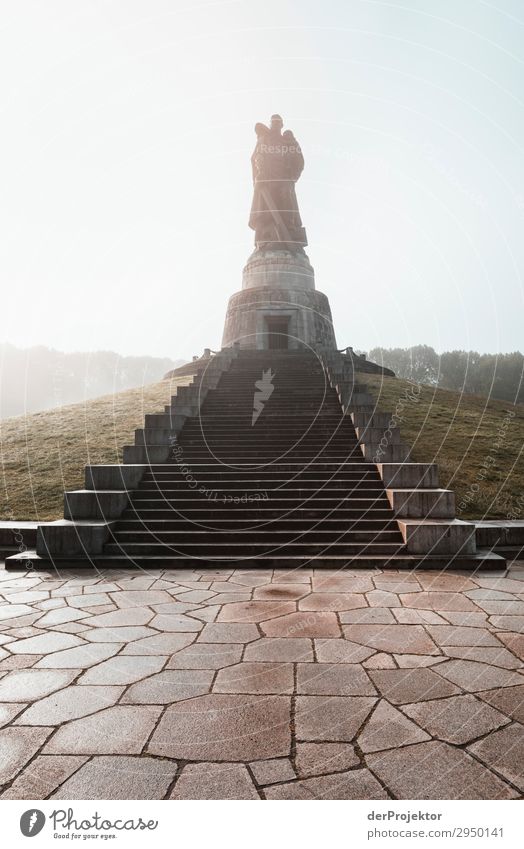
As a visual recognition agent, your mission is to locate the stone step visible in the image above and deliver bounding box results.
[104,541,405,556]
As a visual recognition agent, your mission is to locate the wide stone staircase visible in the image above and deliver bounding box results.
[7,347,504,570]
[105,349,406,564]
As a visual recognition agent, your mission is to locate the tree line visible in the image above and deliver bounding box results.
[367,345,524,404]
[0,344,181,419]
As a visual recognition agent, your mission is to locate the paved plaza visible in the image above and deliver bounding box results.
[0,562,522,800]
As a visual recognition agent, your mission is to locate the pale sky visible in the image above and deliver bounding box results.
[1,0,523,360]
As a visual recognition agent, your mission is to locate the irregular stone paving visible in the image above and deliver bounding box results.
[0,562,522,800]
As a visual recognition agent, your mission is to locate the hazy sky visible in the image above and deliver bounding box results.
[1,0,523,360]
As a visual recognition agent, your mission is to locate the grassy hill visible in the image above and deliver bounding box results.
[0,371,522,522]
[364,374,524,520]
[0,375,192,521]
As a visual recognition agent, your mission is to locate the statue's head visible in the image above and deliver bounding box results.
[270,114,283,132]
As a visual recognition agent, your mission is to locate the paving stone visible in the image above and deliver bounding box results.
[83,626,157,643]
[312,576,374,593]
[0,703,25,727]
[367,740,517,799]
[295,742,359,778]
[186,606,220,623]
[296,663,376,696]
[478,685,524,723]
[273,572,311,584]
[151,601,200,615]
[148,614,203,632]
[120,633,195,655]
[467,588,517,600]
[468,724,524,791]
[87,608,154,627]
[122,669,214,703]
[172,589,216,603]
[36,607,92,626]
[55,622,91,634]
[261,611,340,638]
[198,623,260,643]
[298,592,363,611]
[369,668,460,704]
[217,600,296,623]
[489,615,524,631]
[35,642,122,669]
[65,593,112,608]
[402,694,510,744]
[8,632,85,655]
[400,592,479,611]
[166,642,243,669]
[1,755,88,799]
[440,611,488,626]
[264,768,388,799]
[497,632,524,660]
[366,589,401,608]
[114,577,157,590]
[315,639,375,664]
[214,661,294,694]
[112,590,173,608]
[393,609,447,625]
[230,574,273,587]
[170,762,259,799]
[44,706,162,755]
[244,638,314,662]
[148,694,291,761]
[394,654,447,668]
[434,659,523,692]
[442,646,521,669]
[470,600,524,615]
[3,591,48,604]
[0,727,53,784]
[4,625,42,638]
[250,758,296,785]
[0,654,41,671]
[36,598,66,610]
[340,608,396,625]
[15,685,124,725]
[474,577,524,593]
[295,696,376,742]
[362,653,396,669]
[202,592,251,605]
[209,581,251,602]
[79,655,166,685]
[0,668,77,701]
[254,584,309,601]
[343,624,438,655]
[374,579,422,593]
[0,604,35,620]
[0,612,42,628]
[417,574,476,592]
[358,700,430,752]
[426,626,502,648]
[373,572,420,584]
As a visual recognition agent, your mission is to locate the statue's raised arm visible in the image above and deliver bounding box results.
[248,114,307,252]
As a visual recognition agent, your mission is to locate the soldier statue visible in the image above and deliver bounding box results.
[248,114,307,252]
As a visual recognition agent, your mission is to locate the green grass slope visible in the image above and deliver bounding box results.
[363,374,524,520]
[0,375,192,521]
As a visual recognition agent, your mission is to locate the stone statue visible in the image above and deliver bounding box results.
[249,114,307,251]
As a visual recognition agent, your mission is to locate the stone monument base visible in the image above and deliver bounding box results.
[221,248,337,350]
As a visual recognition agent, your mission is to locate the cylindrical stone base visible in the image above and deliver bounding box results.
[242,249,315,291]
[221,285,337,350]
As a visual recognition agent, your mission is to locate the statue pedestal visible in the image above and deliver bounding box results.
[242,249,315,291]
[222,249,337,351]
